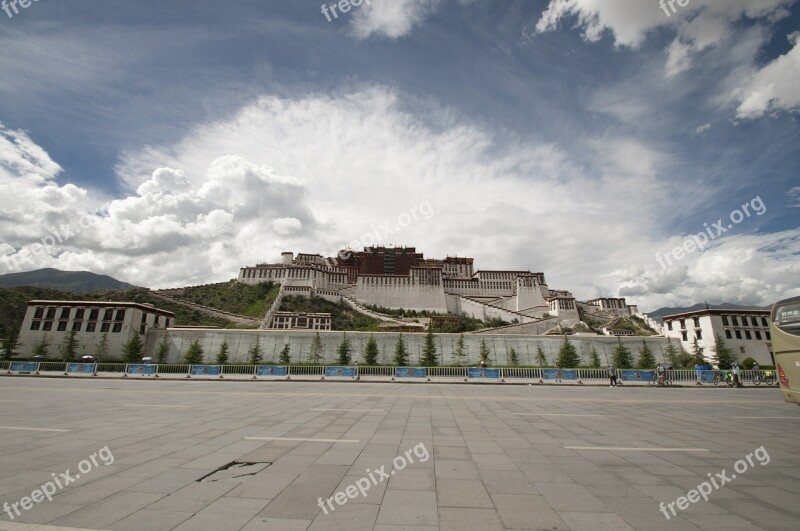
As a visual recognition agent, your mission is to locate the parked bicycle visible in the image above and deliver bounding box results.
[751,370,775,386]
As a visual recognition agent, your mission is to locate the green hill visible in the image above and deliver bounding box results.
[179,281,279,318]
[0,268,136,292]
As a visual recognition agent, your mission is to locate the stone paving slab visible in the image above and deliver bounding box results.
[0,378,797,530]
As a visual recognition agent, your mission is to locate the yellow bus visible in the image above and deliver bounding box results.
[771,296,800,405]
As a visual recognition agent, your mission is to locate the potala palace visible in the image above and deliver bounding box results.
[238,246,638,335]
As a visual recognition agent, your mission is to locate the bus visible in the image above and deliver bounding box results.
[771,296,800,405]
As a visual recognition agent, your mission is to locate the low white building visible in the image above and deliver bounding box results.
[662,307,773,365]
[17,300,175,359]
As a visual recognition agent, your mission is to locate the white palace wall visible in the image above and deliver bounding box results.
[145,328,672,367]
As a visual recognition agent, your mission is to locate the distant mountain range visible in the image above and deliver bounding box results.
[646,302,771,323]
[0,268,136,293]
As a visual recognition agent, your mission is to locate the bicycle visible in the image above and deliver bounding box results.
[752,370,775,386]
[713,371,733,387]
[648,372,672,387]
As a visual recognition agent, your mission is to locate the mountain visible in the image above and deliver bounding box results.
[0,268,136,293]
[646,302,771,323]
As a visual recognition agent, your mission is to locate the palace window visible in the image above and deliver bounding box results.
[725,329,732,339]
[86,322,96,332]
[755,330,762,340]
[57,321,67,332]
[30,321,41,331]
[112,323,123,333]
[735,330,742,339]
[103,309,113,321]
[45,308,56,319]
[89,309,99,321]
[42,321,52,331]
[60,308,71,319]
[34,307,44,319]
[745,330,752,340]
[722,316,729,325]
[100,322,110,332]
[72,321,82,332]
[115,309,126,321]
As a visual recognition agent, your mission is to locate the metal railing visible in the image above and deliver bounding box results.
[2,362,780,386]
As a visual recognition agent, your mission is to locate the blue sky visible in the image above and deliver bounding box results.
[0,0,798,311]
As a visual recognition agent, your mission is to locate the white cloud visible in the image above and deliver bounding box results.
[733,34,800,118]
[1,88,797,309]
[695,123,711,134]
[350,0,442,40]
[535,0,796,78]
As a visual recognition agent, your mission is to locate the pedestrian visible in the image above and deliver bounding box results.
[479,359,486,369]
[608,364,617,387]
[731,363,743,388]
[694,362,703,385]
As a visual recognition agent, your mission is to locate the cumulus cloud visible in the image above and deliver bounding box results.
[695,123,712,134]
[350,0,442,40]
[733,33,800,118]
[1,88,797,309]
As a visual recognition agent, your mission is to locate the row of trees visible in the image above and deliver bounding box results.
[4,328,738,369]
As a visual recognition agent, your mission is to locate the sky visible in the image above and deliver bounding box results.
[0,0,798,312]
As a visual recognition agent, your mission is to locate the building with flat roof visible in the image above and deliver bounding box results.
[18,301,174,360]
[662,307,773,365]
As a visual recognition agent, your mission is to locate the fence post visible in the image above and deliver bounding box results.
[252,364,258,380]
[122,364,128,377]
[219,365,224,379]
[154,364,159,378]
[186,365,191,379]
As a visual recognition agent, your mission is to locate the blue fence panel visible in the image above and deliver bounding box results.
[127,364,158,375]
[325,366,356,377]
[190,365,221,376]
[256,366,288,377]
[468,368,501,379]
[395,367,427,378]
[66,363,96,374]
[542,369,578,381]
[699,370,726,383]
[9,362,39,373]
[620,370,654,382]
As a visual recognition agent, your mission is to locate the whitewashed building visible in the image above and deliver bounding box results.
[17,300,175,359]
[662,307,773,365]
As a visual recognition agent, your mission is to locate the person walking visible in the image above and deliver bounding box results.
[608,364,617,387]
[695,362,703,385]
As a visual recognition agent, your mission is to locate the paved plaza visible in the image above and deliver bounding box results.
[0,377,798,530]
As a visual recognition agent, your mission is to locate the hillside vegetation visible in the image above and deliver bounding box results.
[179,281,279,318]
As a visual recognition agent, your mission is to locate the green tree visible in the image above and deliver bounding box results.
[557,335,580,368]
[452,334,467,365]
[155,336,169,364]
[215,340,230,364]
[279,343,292,365]
[363,335,379,365]
[589,345,601,368]
[1,328,19,360]
[479,339,491,365]
[247,337,263,365]
[637,341,656,369]
[32,336,50,359]
[309,331,324,364]
[421,330,438,367]
[393,334,409,366]
[184,339,204,364]
[336,334,352,365]
[59,330,80,362]
[690,337,704,366]
[120,333,143,363]
[95,333,110,361]
[612,339,633,369]
[534,345,547,367]
[508,346,519,367]
[711,334,736,369]
[664,338,679,367]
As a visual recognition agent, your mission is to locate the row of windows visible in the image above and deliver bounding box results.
[32,307,167,326]
[31,320,123,333]
[726,329,770,341]
[668,314,770,330]
[678,328,770,341]
[721,315,768,327]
